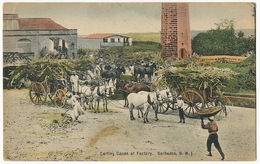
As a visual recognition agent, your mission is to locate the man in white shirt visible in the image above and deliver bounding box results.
[70,71,79,95]
[177,95,185,123]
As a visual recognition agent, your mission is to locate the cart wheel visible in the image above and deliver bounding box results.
[182,89,204,118]
[158,101,169,114]
[53,89,67,108]
[29,82,47,105]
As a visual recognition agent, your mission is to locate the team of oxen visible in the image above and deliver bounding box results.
[65,61,173,123]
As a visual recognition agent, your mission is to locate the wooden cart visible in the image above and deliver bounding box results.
[29,79,67,107]
[157,88,228,118]
[181,88,227,118]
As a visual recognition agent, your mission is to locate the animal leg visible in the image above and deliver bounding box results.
[144,107,150,123]
[89,97,94,110]
[138,109,143,118]
[124,93,129,107]
[154,105,159,121]
[97,100,100,113]
[105,98,108,112]
[129,105,135,120]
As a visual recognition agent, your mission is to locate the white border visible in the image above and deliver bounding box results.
[0,1,258,164]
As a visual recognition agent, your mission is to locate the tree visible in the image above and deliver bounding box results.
[192,19,255,56]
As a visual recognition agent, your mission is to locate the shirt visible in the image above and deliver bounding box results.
[176,99,184,108]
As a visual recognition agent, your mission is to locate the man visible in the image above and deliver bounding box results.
[176,95,185,123]
[66,92,84,121]
[70,71,79,95]
[201,116,225,160]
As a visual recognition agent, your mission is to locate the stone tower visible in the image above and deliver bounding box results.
[161,3,192,60]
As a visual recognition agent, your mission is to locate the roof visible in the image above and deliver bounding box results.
[18,18,67,30]
[84,33,117,39]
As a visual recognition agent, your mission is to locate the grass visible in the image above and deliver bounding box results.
[212,63,250,74]
[124,32,161,43]
[109,41,161,52]
[212,63,255,94]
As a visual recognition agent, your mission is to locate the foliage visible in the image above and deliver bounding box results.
[153,66,238,95]
[192,19,255,56]
[213,53,256,93]
[237,53,256,68]
[96,43,165,66]
[7,58,94,88]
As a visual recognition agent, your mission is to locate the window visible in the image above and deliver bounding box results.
[103,38,108,43]
[111,38,115,43]
[17,39,31,52]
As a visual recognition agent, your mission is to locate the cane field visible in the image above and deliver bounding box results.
[123,32,161,43]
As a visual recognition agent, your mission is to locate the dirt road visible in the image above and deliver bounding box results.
[3,89,256,161]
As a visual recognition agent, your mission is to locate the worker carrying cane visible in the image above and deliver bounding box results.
[201,116,225,160]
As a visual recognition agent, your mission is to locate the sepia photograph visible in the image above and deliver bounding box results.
[1,0,257,162]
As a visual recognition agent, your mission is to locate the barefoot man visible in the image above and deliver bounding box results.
[201,116,225,160]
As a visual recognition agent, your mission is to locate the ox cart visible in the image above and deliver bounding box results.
[157,87,228,118]
[180,88,227,118]
[29,79,68,107]
[154,66,234,118]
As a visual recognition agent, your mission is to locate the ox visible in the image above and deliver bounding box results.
[127,91,160,123]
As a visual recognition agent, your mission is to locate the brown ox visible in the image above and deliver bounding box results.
[116,80,151,108]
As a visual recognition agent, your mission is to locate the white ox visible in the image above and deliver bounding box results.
[127,91,160,123]
[91,85,111,113]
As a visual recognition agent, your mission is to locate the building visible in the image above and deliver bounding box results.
[161,3,192,60]
[3,14,77,58]
[78,33,132,49]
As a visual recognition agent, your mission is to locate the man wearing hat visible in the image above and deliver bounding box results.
[176,95,185,123]
[201,116,225,160]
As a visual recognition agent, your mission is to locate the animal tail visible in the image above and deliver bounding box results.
[147,94,153,105]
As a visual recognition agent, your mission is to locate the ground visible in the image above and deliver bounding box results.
[3,89,256,161]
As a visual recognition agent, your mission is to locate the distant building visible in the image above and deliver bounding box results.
[78,33,132,49]
[161,3,192,60]
[3,14,77,58]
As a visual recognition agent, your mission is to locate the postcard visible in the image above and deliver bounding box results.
[2,1,257,162]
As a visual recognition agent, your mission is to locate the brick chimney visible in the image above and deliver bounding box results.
[161,3,192,60]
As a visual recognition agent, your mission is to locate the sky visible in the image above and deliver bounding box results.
[2,2,256,35]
